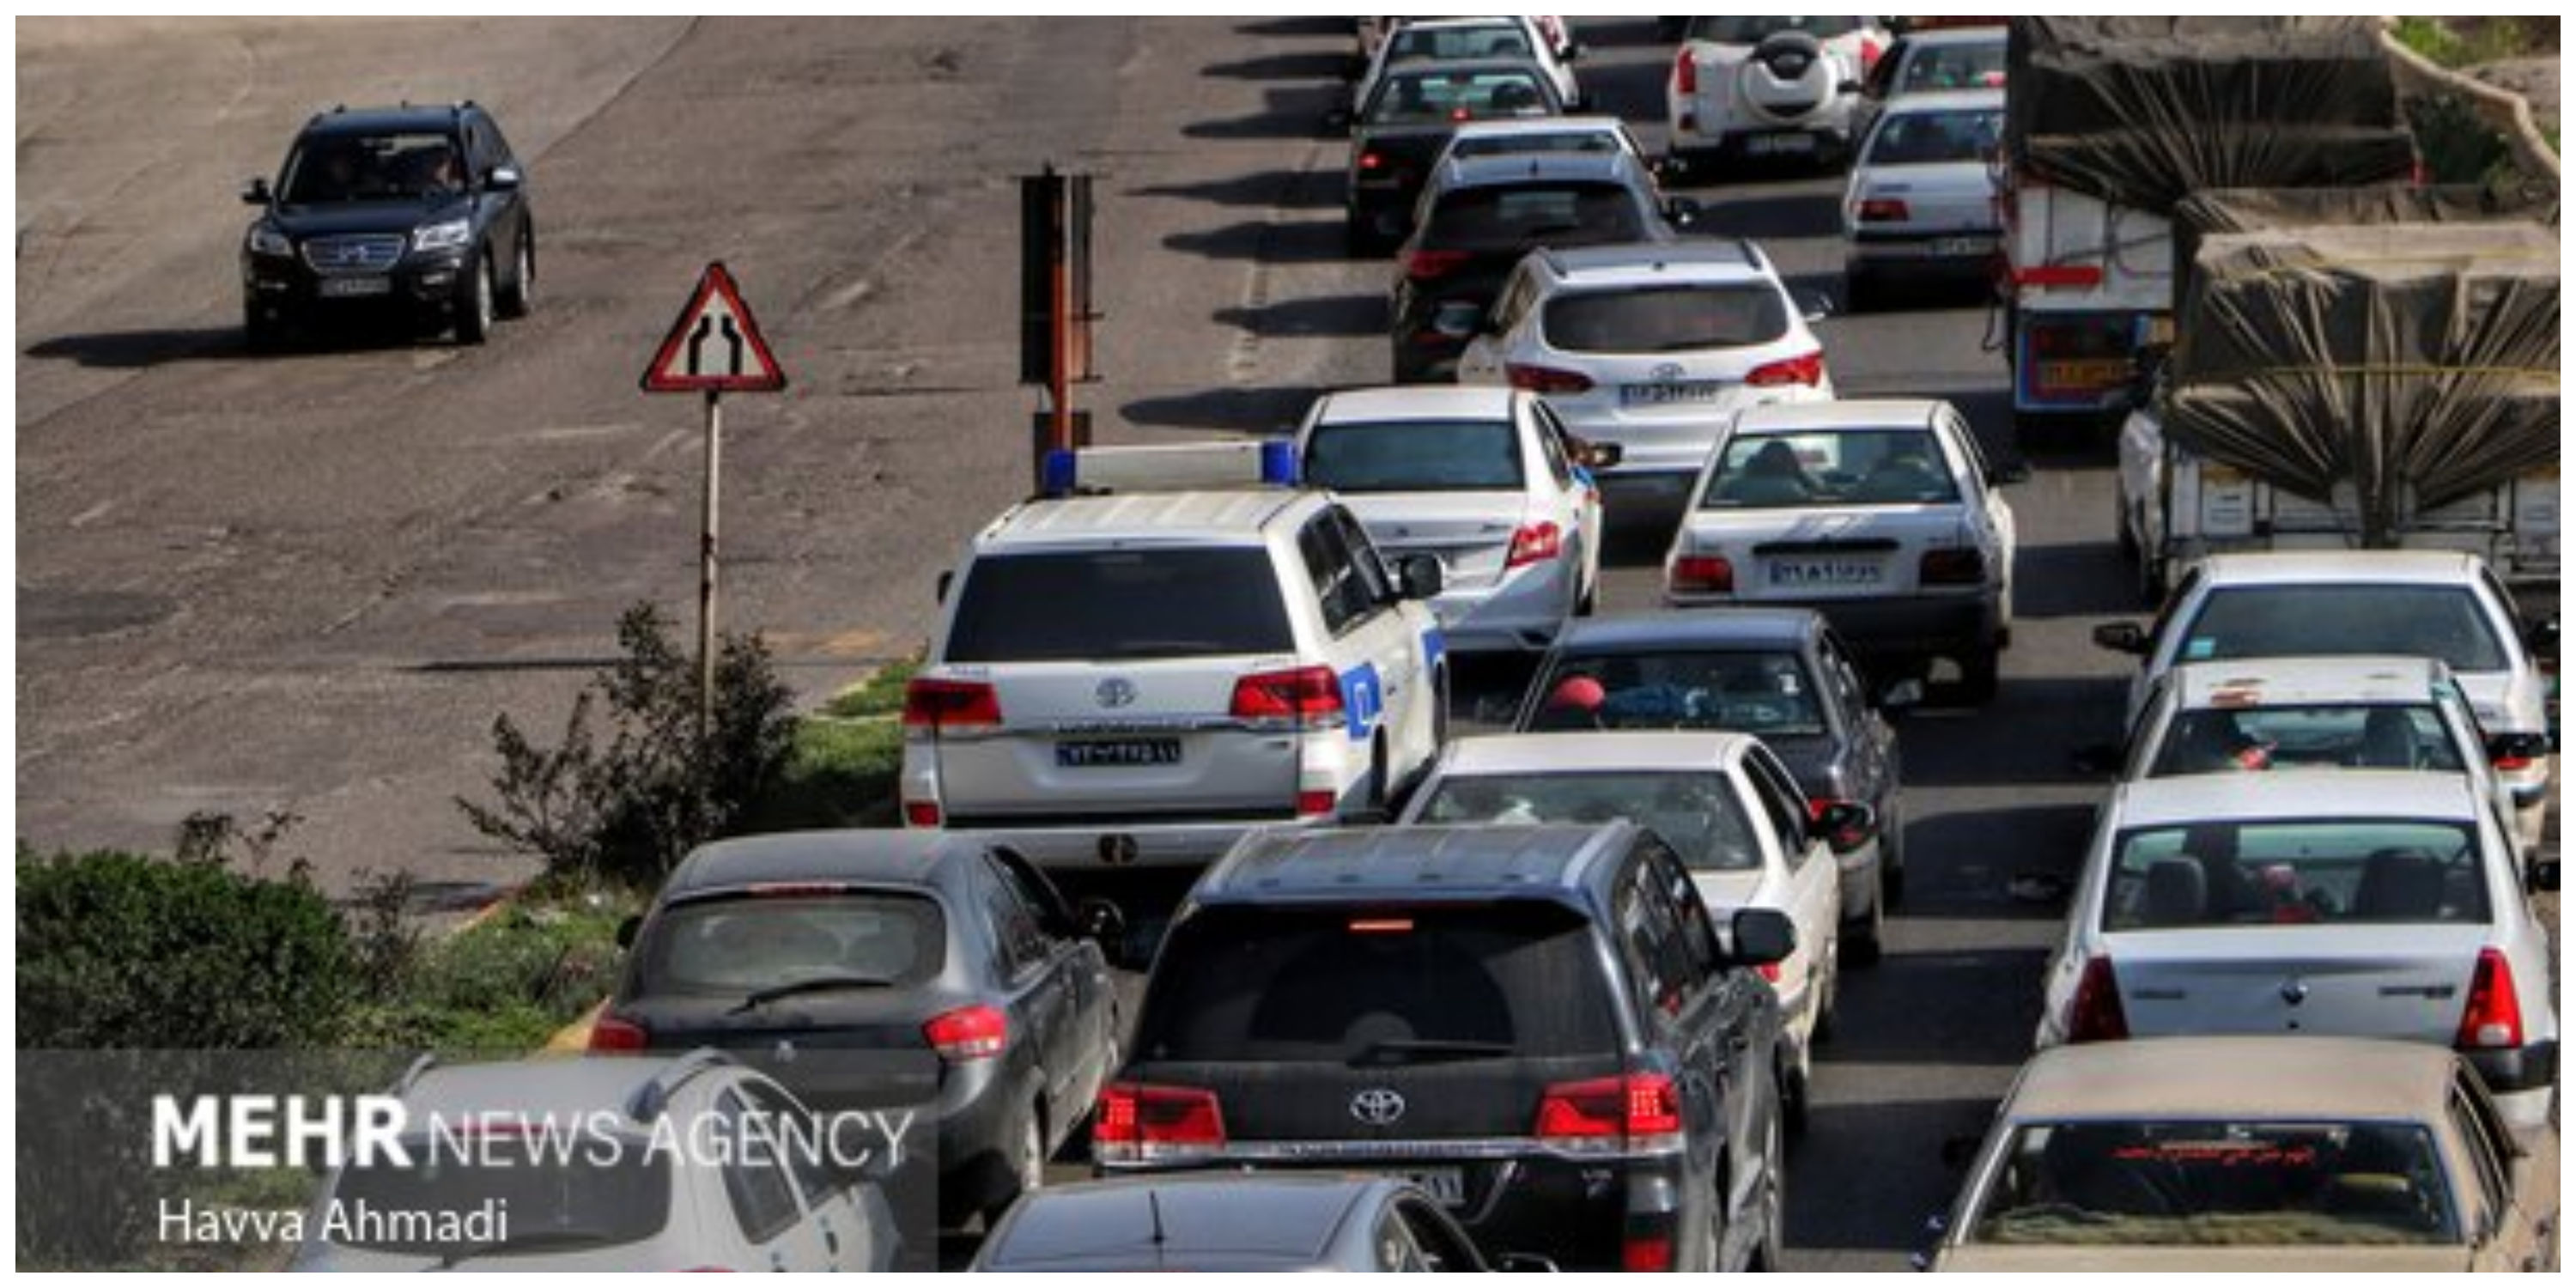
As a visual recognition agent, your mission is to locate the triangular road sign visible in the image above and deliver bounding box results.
[641,262,787,393]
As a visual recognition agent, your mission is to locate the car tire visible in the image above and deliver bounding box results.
[243,302,285,355]
[1880,798,1907,909]
[984,1103,1046,1229]
[1957,645,2001,706]
[455,252,495,345]
[495,230,534,319]
[1844,265,1877,313]
[1750,1114,1787,1270]
[1843,887,1884,969]
[1777,1050,1809,1139]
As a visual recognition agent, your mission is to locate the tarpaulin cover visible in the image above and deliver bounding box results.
[2167,222,2559,544]
[2172,183,2561,272]
[2006,18,2416,213]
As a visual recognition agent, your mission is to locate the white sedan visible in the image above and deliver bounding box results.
[1400,731,1861,1130]
[1297,386,1607,653]
[1352,16,1583,118]
[2035,770,2561,1131]
[1840,88,2003,311]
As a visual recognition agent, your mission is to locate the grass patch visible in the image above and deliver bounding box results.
[743,713,905,832]
[342,896,635,1055]
[822,657,920,719]
[2393,17,2549,70]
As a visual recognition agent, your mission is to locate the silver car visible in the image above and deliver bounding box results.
[1841,88,2004,310]
[2035,771,2561,1130]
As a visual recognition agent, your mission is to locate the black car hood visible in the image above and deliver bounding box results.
[265,197,468,239]
[1755,732,1841,794]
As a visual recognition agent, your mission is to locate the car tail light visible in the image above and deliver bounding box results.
[1920,548,1986,586]
[2012,264,2106,289]
[925,1005,1008,1062]
[1807,797,1874,851]
[902,677,1001,730]
[1674,48,1698,95]
[2456,949,2524,1051]
[1859,37,1886,75]
[1296,788,1340,817]
[588,1013,649,1054]
[1669,555,1735,595]
[1505,363,1595,395]
[1505,521,1563,569]
[1534,1073,1683,1154]
[1623,1234,1675,1273]
[1747,351,1825,388]
[1359,149,1385,172]
[2494,751,2535,773]
[1231,665,1346,731]
[1402,248,1471,281]
[1757,961,1783,984]
[1095,1083,1227,1164]
[902,799,943,829]
[2067,956,2129,1043]
[1857,197,1910,222]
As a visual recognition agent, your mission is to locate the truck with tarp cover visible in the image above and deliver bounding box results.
[2111,185,2559,605]
[1998,18,2419,430]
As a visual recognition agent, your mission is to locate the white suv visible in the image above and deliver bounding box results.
[902,444,1449,871]
[1666,15,1888,172]
[1454,241,1832,505]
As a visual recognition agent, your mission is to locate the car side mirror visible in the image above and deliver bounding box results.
[1073,897,1127,966]
[1496,1253,1562,1273]
[240,177,272,206]
[2092,622,2150,655]
[1814,802,1877,856]
[1795,289,1834,325]
[1877,678,1924,716]
[484,165,523,192]
[2069,743,2123,777]
[1663,196,1704,229]
[1985,460,2032,487]
[1322,106,1353,137]
[1578,440,1623,471]
[1727,908,1796,968]
[2488,731,2550,766]
[615,915,641,950]
[2526,616,2560,657]
[934,569,954,606]
[2530,859,2561,895]
[1395,553,1445,602]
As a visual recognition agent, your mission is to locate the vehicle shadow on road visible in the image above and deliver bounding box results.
[1234,17,1350,39]
[1202,51,1355,82]
[2014,541,2148,621]
[1132,169,1341,211]
[1784,1095,2001,1261]
[1899,803,2100,903]
[1899,677,2132,788]
[1702,190,1850,240]
[1163,218,1346,264]
[24,327,247,369]
[1182,88,1338,142]
[1214,294,1386,341]
[1120,386,1322,435]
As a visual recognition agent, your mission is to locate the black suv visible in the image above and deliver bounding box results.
[1096,823,1795,1272]
[239,102,534,349]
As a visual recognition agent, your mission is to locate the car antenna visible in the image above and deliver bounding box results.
[1148,1188,1168,1247]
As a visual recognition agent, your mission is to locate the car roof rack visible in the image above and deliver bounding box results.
[624,1048,738,1121]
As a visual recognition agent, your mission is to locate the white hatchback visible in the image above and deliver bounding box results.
[1296,386,1607,653]
[1665,399,2022,702]
[1454,240,1832,503]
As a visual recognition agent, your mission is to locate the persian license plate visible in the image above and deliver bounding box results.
[1621,381,1723,408]
[1769,558,1883,587]
[317,276,393,298]
[1932,236,1992,257]
[1055,738,1182,769]
[2037,358,2128,394]
[1744,132,1817,156]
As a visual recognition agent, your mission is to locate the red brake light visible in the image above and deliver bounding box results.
[1506,521,1563,569]
[1674,48,1698,95]
[2456,949,2524,1051]
[1860,37,1886,75]
[1296,788,1340,817]
[1623,1234,1676,1273]
[903,677,1001,730]
[903,799,943,829]
[925,1004,1008,1062]
[1920,548,1986,586]
[1857,197,1910,222]
[1534,1073,1682,1153]
[1359,149,1385,172]
[1095,1083,1227,1163]
[1403,248,1471,281]
[1757,961,1783,984]
[588,1014,649,1054]
[2067,956,2129,1043]
[1231,665,1346,731]
[2012,264,2106,289]
[1746,351,1825,388]
[1669,555,1735,595]
[2494,753,2535,773]
[1504,362,1595,395]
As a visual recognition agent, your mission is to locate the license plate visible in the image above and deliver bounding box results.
[1769,559,1883,587]
[1744,132,1816,156]
[1394,1168,1465,1206]
[1055,738,1182,769]
[2037,358,2128,394]
[1621,380,1723,408]
[317,276,392,298]
[1932,236,1992,257]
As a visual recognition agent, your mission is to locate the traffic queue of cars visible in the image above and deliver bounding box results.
[285,17,2555,1273]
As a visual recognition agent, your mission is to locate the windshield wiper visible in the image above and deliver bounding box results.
[728,973,895,1014]
[1348,1038,1514,1067]
[430,1226,621,1270]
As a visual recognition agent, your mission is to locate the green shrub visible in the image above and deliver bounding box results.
[16,846,354,1050]
[341,900,629,1054]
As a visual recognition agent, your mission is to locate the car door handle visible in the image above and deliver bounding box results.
[822,1220,840,1259]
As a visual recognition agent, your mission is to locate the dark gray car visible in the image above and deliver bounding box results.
[1336,57,1569,255]
[596,831,1123,1231]
[972,1174,1534,1272]
[1515,609,1912,961]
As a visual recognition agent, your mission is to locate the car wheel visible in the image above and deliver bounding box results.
[495,231,534,319]
[985,1104,1046,1228]
[243,301,284,354]
[1750,1113,1787,1269]
[455,252,495,345]
[1777,1049,1809,1139]
[1957,646,2001,706]
[1844,265,1877,313]
[1842,887,1884,969]
[1880,799,1907,909]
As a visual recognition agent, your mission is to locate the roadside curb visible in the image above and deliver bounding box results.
[544,999,606,1053]
[2381,29,2561,182]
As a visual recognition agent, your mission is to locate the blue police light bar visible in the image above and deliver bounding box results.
[1041,441,1303,497]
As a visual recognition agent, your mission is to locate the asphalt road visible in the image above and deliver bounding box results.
[16,17,2558,1273]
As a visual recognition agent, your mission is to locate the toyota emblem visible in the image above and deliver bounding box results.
[1649,361,1686,380]
[2279,978,2310,1006]
[1350,1088,1406,1127]
[774,1039,798,1066]
[1095,677,1137,709]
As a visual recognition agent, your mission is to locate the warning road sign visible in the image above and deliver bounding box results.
[641,262,787,393]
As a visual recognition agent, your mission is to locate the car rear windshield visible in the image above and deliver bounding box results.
[1970,1120,2458,1247]
[1864,107,2002,166]
[640,891,945,994]
[1543,285,1789,355]
[2148,704,2467,778]
[282,131,467,204]
[1686,15,1867,44]
[1422,182,1646,250]
[945,550,1295,663]
[2180,586,2507,674]
[1450,129,1625,161]
[329,1143,671,1255]
[1304,419,1522,493]
[1388,21,1535,64]
[1527,649,1828,738]
[1133,902,1619,1063]
[1417,772,1765,872]
[2104,820,2488,932]
[1899,42,2007,94]
[1703,429,1958,509]
[1365,69,1554,125]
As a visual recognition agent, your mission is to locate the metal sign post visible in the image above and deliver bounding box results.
[641,262,787,737]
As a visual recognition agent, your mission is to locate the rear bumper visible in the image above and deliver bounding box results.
[1846,232,2001,271]
[928,817,1314,871]
[1431,563,1579,653]
[1667,590,2000,659]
